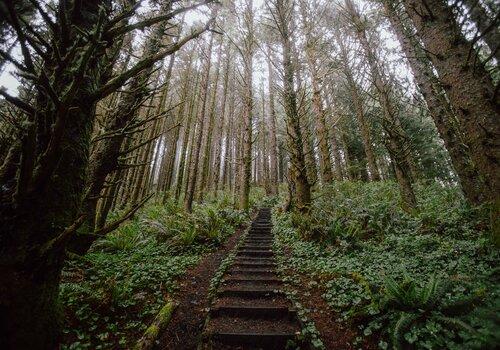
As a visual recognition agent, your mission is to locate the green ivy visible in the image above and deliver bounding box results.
[60,194,250,349]
[273,181,499,349]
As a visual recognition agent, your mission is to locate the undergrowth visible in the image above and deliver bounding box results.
[273,180,499,350]
[59,191,254,349]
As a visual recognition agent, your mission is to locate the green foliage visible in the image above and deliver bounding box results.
[92,221,147,252]
[365,275,488,349]
[60,194,250,349]
[249,186,267,208]
[273,180,499,350]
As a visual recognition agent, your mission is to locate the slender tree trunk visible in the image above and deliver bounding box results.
[238,0,255,211]
[299,1,334,184]
[346,0,417,210]
[212,43,232,192]
[266,45,280,194]
[199,37,224,200]
[185,32,216,211]
[221,86,235,191]
[175,62,200,200]
[260,86,271,193]
[337,37,380,181]
[324,88,346,180]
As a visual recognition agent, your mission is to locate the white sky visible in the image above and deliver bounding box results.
[0,0,407,97]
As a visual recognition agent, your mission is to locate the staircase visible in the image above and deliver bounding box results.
[203,208,300,349]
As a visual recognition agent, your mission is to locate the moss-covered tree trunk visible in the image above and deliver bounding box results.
[274,0,311,211]
[0,1,112,347]
[238,0,255,211]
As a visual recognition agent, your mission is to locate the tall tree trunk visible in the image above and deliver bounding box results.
[346,0,417,211]
[266,45,280,194]
[221,85,236,191]
[199,37,224,200]
[175,61,200,200]
[403,0,500,205]
[0,1,112,348]
[185,32,216,211]
[384,1,486,204]
[238,0,255,211]
[324,87,346,180]
[211,43,232,192]
[299,1,334,184]
[260,86,271,193]
[337,34,380,181]
[274,0,311,211]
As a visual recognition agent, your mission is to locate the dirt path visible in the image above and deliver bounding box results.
[202,208,301,349]
[154,223,247,350]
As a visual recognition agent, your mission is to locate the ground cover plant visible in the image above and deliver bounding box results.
[1,0,499,348]
[273,181,500,350]
[59,195,249,349]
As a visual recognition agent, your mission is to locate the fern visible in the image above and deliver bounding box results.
[434,315,477,334]
[391,312,418,350]
[384,277,410,309]
[419,274,440,309]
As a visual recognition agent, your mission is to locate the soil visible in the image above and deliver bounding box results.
[154,223,247,350]
[280,248,378,350]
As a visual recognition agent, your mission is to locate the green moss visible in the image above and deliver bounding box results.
[156,302,175,326]
[144,324,158,338]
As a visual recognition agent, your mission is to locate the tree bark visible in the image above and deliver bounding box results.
[384,1,486,204]
[403,0,500,205]
[266,44,280,194]
[274,0,311,211]
[184,32,216,211]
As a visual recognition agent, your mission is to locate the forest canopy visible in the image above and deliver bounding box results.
[0,0,498,349]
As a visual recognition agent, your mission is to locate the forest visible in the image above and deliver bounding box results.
[0,0,498,349]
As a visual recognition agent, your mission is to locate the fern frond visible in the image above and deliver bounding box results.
[420,274,439,309]
[391,312,418,350]
[434,315,477,335]
[429,278,450,309]
[384,277,407,308]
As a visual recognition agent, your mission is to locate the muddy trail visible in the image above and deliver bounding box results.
[201,207,301,349]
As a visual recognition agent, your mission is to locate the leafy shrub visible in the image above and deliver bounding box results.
[61,193,252,349]
[273,180,499,350]
[365,275,486,349]
[289,181,489,245]
[92,221,147,252]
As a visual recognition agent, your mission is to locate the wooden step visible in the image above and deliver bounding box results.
[210,305,295,319]
[218,286,282,298]
[237,250,274,257]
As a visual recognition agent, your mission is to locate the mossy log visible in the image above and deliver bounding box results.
[134,300,177,350]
